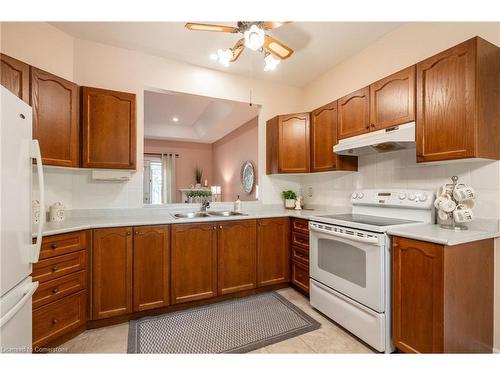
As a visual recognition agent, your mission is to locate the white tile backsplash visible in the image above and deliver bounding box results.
[302,149,500,219]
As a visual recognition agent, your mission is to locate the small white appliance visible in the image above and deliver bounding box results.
[309,188,434,353]
[333,122,415,156]
[0,86,45,353]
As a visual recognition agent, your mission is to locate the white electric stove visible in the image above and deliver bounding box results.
[308,189,434,353]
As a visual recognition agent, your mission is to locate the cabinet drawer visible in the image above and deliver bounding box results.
[291,261,309,294]
[32,251,86,283]
[39,231,88,260]
[292,231,309,249]
[33,271,87,309]
[292,246,309,265]
[292,218,309,234]
[32,290,86,348]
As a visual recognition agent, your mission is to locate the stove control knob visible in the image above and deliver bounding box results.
[357,192,364,199]
[398,193,406,200]
[351,192,358,199]
[408,193,416,201]
[419,194,428,202]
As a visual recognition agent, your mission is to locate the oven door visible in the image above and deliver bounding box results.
[309,222,385,312]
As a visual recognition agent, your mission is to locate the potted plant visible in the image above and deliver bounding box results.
[195,166,203,188]
[281,190,297,209]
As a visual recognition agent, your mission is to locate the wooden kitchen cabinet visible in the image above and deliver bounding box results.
[257,217,290,287]
[92,227,133,320]
[310,101,357,172]
[81,87,136,169]
[416,37,500,162]
[217,220,257,295]
[370,65,416,131]
[133,225,170,312]
[337,87,370,139]
[0,53,30,102]
[31,67,80,167]
[392,236,494,353]
[266,113,310,174]
[171,223,217,304]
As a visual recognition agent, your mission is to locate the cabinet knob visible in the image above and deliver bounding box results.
[135,231,139,235]
[52,319,58,325]
[365,125,370,129]
[52,266,58,272]
[51,244,58,249]
[52,288,59,294]
[127,231,131,236]
[213,226,216,230]
[219,225,222,229]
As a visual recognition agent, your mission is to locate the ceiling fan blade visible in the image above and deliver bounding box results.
[185,23,238,33]
[262,21,291,30]
[263,35,294,60]
[230,39,245,62]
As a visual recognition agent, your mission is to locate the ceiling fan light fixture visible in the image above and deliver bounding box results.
[264,53,280,72]
[216,48,233,67]
[244,24,265,51]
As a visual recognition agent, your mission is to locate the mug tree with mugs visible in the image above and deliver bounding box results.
[434,176,476,230]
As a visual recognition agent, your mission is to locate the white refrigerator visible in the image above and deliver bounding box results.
[0,86,45,353]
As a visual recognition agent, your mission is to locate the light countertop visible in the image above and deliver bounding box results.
[387,219,500,246]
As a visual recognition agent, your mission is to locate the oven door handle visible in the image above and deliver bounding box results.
[310,224,380,245]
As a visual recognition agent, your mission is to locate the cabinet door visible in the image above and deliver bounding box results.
[416,39,476,162]
[392,237,444,353]
[338,87,370,139]
[0,53,29,102]
[370,66,415,131]
[133,225,170,312]
[92,227,133,320]
[81,87,136,169]
[171,223,217,304]
[218,220,257,295]
[257,218,290,287]
[31,67,79,167]
[310,102,337,172]
[278,113,310,173]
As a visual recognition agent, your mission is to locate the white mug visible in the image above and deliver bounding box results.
[453,184,475,201]
[434,195,451,209]
[438,209,449,221]
[453,206,474,223]
[49,202,65,222]
[460,198,475,209]
[437,184,453,197]
[438,196,457,213]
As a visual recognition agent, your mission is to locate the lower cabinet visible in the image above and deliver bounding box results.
[218,220,257,295]
[171,223,218,304]
[257,217,290,287]
[392,236,494,353]
[92,227,133,320]
[133,225,170,312]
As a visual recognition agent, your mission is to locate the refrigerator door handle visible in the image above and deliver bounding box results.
[0,281,38,328]
[30,140,44,264]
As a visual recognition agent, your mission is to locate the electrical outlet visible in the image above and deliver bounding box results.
[307,187,313,198]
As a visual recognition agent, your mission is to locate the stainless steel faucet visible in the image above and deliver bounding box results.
[200,200,210,212]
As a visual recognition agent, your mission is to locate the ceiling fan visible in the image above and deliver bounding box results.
[185,21,293,71]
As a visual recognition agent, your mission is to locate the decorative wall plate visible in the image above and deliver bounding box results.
[240,161,255,194]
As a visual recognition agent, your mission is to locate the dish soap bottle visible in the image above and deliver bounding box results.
[234,195,242,212]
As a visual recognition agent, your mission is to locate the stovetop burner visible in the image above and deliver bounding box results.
[315,213,418,227]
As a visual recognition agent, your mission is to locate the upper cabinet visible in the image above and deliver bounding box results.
[370,66,416,131]
[337,87,370,139]
[0,53,30,103]
[416,37,500,162]
[31,67,80,167]
[81,87,137,169]
[267,113,310,174]
[310,101,357,172]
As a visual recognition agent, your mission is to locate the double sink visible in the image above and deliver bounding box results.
[172,211,247,219]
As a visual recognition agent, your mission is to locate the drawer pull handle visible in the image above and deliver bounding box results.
[52,266,58,272]
[51,244,58,249]
[52,319,58,325]
[52,288,59,294]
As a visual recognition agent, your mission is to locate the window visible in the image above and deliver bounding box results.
[144,156,163,204]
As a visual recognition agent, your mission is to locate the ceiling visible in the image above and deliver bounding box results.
[51,22,402,87]
[144,90,259,143]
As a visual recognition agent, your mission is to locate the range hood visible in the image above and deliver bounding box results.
[334,122,415,156]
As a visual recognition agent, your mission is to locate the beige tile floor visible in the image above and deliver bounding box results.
[57,288,374,354]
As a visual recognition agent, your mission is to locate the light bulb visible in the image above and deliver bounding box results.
[217,48,232,67]
[264,53,280,71]
[244,24,265,51]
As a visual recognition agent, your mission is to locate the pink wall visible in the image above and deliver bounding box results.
[144,139,213,203]
[212,117,258,202]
